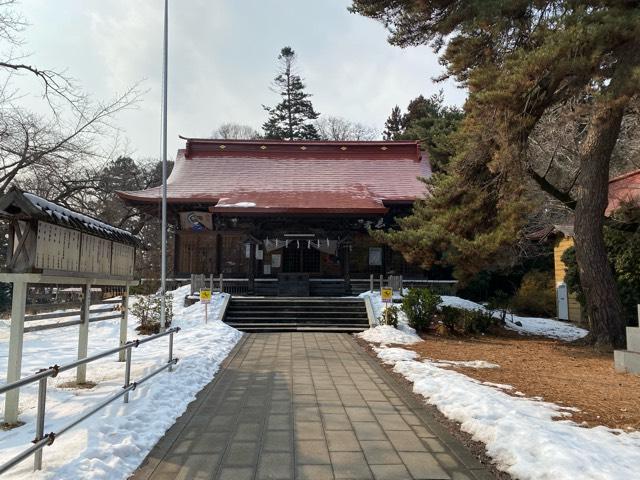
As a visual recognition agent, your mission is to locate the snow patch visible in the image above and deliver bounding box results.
[440,295,588,342]
[374,346,640,480]
[0,284,242,479]
[357,325,422,345]
[430,359,499,369]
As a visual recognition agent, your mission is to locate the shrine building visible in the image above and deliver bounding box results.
[117,138,433,295]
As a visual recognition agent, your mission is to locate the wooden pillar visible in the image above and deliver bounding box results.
[343,244,351,295]
[76,283,91,384]
[4,281,27,425]
[248,243,256,295]
[215,233,222,275]
[118,283,129,362]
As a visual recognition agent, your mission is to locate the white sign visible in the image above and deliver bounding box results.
[271,254,281,268]
[256,248,264,260]
[263,264,272,275]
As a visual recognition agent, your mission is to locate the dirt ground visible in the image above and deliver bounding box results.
[403,329,640,431]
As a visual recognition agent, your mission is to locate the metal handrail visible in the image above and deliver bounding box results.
[0,326,180,474]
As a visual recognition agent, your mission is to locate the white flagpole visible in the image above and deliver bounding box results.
[159,0,169,332]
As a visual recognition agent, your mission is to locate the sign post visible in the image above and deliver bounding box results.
[200,288,211,323]
[381,287,393,304]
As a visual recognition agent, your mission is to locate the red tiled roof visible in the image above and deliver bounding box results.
[117,138,431,214]
[607,168,640,215]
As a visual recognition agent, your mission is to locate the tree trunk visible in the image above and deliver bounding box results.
[574,99,626,347]
[573,44,639,348]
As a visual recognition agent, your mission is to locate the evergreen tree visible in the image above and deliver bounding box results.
[352,0,640,347]
[394,92,463,172]
[383,106,402,140]
[262,47,320,140]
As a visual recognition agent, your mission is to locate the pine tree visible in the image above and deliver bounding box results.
[262,47,320,140]
[383,106,402,140]
[352,0,640,347]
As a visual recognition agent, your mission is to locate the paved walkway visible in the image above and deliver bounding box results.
[133,333,492,480]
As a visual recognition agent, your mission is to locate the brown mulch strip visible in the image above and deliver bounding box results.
[404,328,640,431]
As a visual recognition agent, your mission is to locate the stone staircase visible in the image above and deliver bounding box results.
[223,297,370,332]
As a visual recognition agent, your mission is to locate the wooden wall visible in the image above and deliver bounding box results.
[177,232,218,274]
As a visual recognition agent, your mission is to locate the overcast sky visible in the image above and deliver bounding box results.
[20,0,467,159]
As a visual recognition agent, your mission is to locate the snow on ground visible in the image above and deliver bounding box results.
[431,359,499,369]
[440,295,589,341]
[0,284,242,479]
[371,345,640,480]
[357,291,422,345]
[358,290,587,344]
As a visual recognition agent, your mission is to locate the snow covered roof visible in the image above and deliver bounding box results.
[0,188,140,246]
[117,138,431,215]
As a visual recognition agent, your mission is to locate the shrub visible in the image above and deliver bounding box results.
[132,293,174,334]
[510,270,555,317]
[401,288,441,332]
[440,305,460,333]
[379,305,399,328]
[438,306,498,335]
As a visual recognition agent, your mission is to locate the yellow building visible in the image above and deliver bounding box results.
[551,225,584,325]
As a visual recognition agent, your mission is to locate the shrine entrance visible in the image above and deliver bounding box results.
[282,244,320,273]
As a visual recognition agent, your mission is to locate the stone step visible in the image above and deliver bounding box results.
[225,316,368,324]
[226,323,368,333]
[227,310,367,317]
[614,349,640,374]
[626,327,640,352]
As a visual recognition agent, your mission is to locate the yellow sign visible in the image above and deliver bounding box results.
[381,287,393,302]
[199,289,212,304]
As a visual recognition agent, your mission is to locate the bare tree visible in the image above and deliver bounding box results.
[211,122,260,140]
[315,116,379,141]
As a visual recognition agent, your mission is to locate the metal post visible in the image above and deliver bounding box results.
[399,275,403,296]
[4,280,27,425]
[123,347,132,404]
[76,283,91,384]
[379,274,384,291]
[219,273,223,293]
[159,0,169,333]
[33,376,47,471]
[118,284,130,362]
[168,331,174,372]
[369,274,374,292]
[209,273,213,291]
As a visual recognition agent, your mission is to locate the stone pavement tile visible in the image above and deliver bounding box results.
[370,464,412,480]
[345,406,376,422]
[353,421,387,441]
[295,439,331,464]
[295,405,321,421]
[412,425,436,439]
[360,440,402,465]
[257,452,293,480]
[319,404,346,415]
[293,394,317,405]
[295,421,324,440]
[224,442,259,466]
[386,430,427,452]
[359,389,388,402]
[218,466,254,480]
[436,452,463,470]
[296,464,335,480]
[325,430,361,452]
[234,423,262,441]
[330,451,373,480]
[368,401,398,415]
[322,413,351,430]
[270,401,292,414]
[424,437,448,453]
[375,414,411,431]
[191,432,229,453]
[268,414,292,431]
[400,412,423,426]
[174,454,222,480]
[263,430,293,452]
[398,451,450,480]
